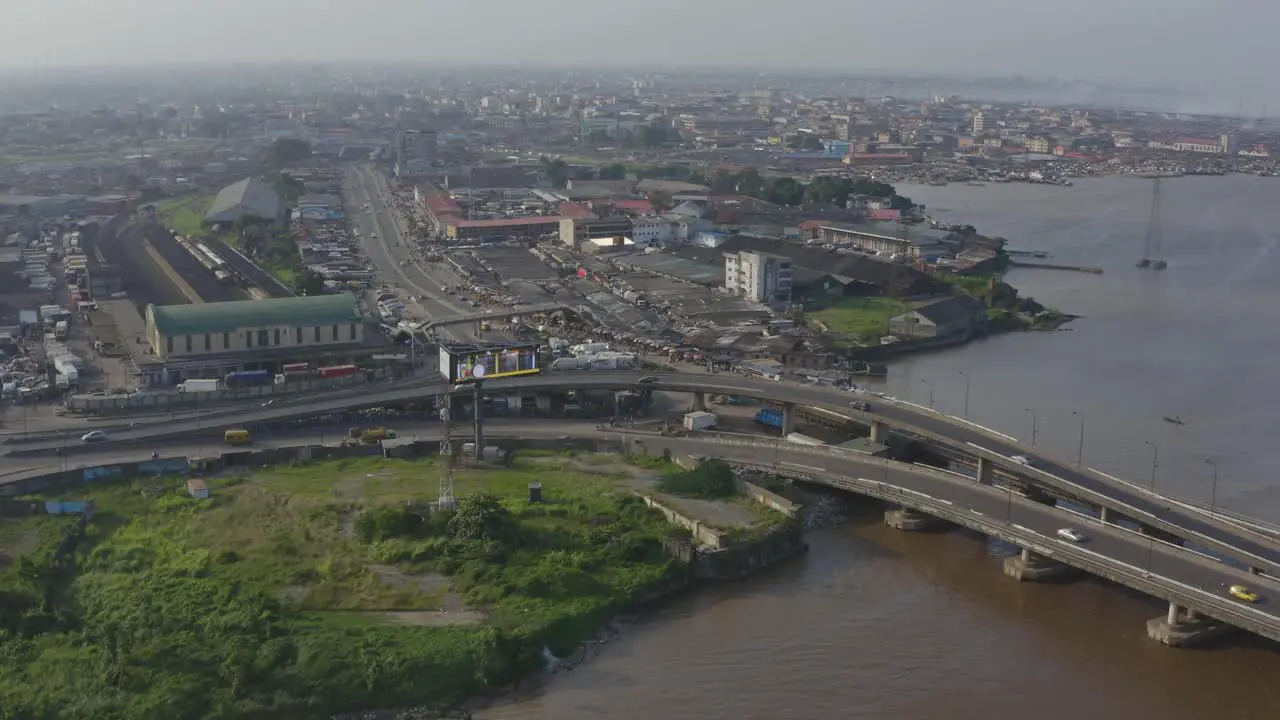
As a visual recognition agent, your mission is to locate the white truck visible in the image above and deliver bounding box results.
[683,411,718,432]
[177,379,220,393]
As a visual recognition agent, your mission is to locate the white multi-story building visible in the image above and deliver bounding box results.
[630,217,674,247]
[724,250,792,306]
[1172,137,1224,154]
[972,112,985,135]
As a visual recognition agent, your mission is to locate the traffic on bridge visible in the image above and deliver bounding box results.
[11,370,1280,580]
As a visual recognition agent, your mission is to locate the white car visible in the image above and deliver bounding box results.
[1056,528,1086,543]
[81,430,107,443]
[1011,455,1032,466]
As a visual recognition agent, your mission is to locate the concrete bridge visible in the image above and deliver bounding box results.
[5,426,1278,649]
[8,370,1280,578]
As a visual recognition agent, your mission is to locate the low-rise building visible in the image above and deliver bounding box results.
[204,178,284,226]
[888,295,987,339]
[145,294,365,362]
[559,216,633,249]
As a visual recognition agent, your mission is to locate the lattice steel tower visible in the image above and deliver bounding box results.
[437,394,457,510]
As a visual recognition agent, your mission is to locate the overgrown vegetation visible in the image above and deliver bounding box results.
[808,296,913,341]
[154,194,214,238]
[0,456,684,719]
[656,459,739,500]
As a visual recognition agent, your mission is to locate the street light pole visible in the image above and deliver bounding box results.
[1145,440,1159,491]
[920,378,935,410]
[957,370,970,418]
[1072,410,1085,466]
[1205,458,1219,515]
[1024,408,1038,447]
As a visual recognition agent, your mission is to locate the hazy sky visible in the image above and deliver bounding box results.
[1,0,1272,104]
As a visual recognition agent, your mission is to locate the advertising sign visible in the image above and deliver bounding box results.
[439,343,540,384]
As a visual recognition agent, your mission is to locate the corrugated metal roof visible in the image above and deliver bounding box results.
[149,294,360,336]
[205,177,282,223]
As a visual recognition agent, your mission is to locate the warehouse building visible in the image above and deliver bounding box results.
[204,177,285,226]
[141,294,385,383]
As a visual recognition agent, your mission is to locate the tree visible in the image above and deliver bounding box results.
[271,138,312,166]
[598,163,627,181]
[294,269,326,296]
[448,494,514,542]
[545,159,570,188]
[638,126,669,147]
[648,190,673,211]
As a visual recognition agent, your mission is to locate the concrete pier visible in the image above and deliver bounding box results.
[1003,548,1077,582]
[884,507,945,532]
[869,420,885,444]
[693,392,707,412]
[976,457,993,485]
[1146,602,1236,647]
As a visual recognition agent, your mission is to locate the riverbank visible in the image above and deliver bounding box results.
[0,450,800,719]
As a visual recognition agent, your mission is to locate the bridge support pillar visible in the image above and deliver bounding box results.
[1099,506,1111,524]
[869,420,885,444]
[782,403,796,434]
[693,392,707,412]
[976,456,993,485]
[884,507,946,532]
[1003,548,1076,582]
[1248,566,1261,576]
[1146,602,1235,648]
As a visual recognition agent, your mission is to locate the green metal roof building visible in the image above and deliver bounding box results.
[145,294,366,361]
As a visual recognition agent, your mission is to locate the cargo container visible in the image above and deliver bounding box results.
[178,379,220,393]
[225,370,272,386]
[683,411,718,432]
[318,364,358,379]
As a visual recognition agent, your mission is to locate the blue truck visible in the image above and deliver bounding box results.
[755,408,784,429]
[224,369,272,387]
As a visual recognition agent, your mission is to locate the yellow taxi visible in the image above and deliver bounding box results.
[1228,584,1259,603]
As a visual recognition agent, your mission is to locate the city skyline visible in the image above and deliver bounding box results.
[0,0,1273,110]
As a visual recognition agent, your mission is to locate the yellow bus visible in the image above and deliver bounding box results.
[224,429,252,445]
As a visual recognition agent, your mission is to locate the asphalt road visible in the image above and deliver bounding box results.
[9,369,1279,575]
[14,424,1278,627]
[343,165,471,341]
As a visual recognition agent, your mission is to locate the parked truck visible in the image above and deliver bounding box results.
[177,379,220,393]
[224,370,272,387]
[683,411,718,432]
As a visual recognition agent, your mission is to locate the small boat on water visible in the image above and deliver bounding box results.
[1163,415,1185,426]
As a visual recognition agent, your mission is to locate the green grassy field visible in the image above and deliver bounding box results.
[154,193,214,237]
[0,454,706,718]
[809,296,914,340]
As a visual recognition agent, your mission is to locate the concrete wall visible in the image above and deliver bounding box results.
[734,476,801,518]
[635,492,728,549]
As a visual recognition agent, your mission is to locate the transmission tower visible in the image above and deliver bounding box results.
[437,394,457,510]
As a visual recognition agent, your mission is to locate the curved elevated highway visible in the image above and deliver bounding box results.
[9,370,1280,579]
[7,425,1280,645]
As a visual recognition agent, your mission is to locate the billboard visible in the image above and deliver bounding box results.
[439,343,540,384]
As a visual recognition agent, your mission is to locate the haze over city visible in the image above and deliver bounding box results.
[1,0,1276,112]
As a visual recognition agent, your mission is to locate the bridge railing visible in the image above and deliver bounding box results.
[873,395,1280,540]
[725,459,1280,643]
[646,430,1280,575]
